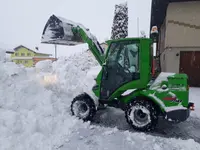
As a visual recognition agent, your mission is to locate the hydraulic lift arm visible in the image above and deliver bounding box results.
[72,26,104,65]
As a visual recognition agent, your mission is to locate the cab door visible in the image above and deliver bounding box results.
[100,40,140,100]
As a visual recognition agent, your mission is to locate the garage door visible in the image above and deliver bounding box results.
[180,51,200,87]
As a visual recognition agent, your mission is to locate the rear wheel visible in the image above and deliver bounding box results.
[125,99,158,132]
[71,93,96,121]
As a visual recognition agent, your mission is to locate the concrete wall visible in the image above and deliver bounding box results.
[165,1,200,48]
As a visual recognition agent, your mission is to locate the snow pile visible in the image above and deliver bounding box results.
[41,51,99,99]
[0,48,6,62]
[0,50,99,149]
[0,50,200,150]
[0,48,13,62]
[35,59,53,73]
[0,62,66,149]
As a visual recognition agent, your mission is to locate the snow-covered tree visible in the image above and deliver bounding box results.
[111,2,128,40]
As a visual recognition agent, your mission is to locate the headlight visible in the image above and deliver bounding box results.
[43,74,57,84]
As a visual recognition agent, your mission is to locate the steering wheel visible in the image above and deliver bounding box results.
[124,65,131,74]
[116,63,131,74]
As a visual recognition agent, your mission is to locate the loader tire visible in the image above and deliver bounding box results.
[71,93,96,121]
[125,98,158,132]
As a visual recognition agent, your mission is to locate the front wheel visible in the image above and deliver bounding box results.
[125,99,158,132]
[71,93,96,121]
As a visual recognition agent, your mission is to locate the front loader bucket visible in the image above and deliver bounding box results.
[41,15,85,46]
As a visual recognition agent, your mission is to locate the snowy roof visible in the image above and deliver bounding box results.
[150,0,200,34]
[6,50,14,54]
[13,45,51,56]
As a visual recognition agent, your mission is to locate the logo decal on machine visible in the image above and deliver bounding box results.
[163,97,182,103]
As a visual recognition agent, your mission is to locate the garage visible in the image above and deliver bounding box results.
[179,51,200,87]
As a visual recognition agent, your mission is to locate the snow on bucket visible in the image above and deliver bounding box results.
[41,15,85,46]
[41,14,105,58]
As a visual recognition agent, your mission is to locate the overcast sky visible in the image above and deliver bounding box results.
[0,0,152,57]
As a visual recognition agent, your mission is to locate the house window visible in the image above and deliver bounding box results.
[27,53,31,56]
[15,53,18,56]
[24,60,28,64]
[21,53,25,56]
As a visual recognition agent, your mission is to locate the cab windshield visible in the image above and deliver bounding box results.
[107,40,140,73]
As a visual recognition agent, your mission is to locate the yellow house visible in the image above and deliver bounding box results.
[11,45,52,67]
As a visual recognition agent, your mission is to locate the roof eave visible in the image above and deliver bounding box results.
[35,52,52,56]
[150,0,200,36]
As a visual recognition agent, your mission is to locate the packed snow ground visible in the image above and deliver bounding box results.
[0,49,200,150]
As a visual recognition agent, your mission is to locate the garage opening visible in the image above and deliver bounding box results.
[179,51,200,87]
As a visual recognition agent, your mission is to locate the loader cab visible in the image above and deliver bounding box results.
[100,38,153,100]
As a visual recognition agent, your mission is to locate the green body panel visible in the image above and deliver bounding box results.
[150,73,189,105]
[119,89,166,112]
[146,73,188,112]
[110,72,189,113]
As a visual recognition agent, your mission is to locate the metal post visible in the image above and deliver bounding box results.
[137,17,139,37]
[54,44,57,59]
[153,43,157,56]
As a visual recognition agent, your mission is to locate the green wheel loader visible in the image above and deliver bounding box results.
[41,15,195,132]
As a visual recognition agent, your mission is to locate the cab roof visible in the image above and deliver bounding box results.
[106,37,152,45]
